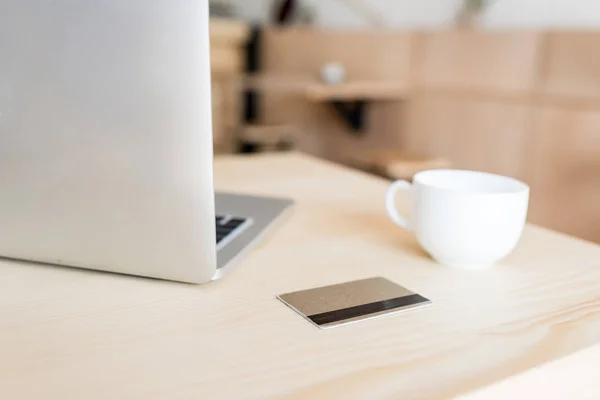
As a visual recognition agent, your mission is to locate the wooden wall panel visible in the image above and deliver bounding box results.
[261,28,414,81]
[257,29,414,161]
[528,107,600,243]
[403,93,530,180]
[259,95,406,162]
[539,32,600,101]
[415,31,542,94]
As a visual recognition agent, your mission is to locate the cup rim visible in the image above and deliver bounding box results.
[412,169,530,195]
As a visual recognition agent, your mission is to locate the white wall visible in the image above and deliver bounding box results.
[230,0,461,28]
[310,0,462,29]
[483,0,600,28]
[230,0,272,24]
[229,0,600,28]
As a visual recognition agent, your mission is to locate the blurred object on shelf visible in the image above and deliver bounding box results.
[348,149,452,181]
[239,124,302,153]
[320,63,347,85]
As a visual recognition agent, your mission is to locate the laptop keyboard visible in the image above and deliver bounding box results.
[215,215,250,249]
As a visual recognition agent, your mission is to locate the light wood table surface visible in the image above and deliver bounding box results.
[2,152,600,399]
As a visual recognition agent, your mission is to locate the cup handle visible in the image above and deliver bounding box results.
[386,180,412,230]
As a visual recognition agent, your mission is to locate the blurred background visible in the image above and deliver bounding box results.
[208,0,600,244]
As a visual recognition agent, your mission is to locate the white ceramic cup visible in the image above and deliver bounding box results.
[386,169,530,268]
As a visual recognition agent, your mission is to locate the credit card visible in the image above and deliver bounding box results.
[277,277,431,329]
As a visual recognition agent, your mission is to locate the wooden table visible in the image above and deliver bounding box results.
[2,153,600,399]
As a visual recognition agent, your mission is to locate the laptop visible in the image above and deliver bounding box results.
[0,0,294,283]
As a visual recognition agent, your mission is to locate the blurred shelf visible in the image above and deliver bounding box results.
[306,81,409,101]
[244,74,409,100]
[243,74,316,94]
[244,74,409,134]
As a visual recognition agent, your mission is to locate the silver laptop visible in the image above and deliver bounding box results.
[0,0,294,283]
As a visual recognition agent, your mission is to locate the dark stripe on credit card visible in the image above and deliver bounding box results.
[307,294,430,326]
